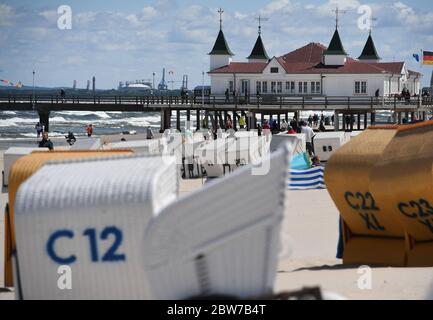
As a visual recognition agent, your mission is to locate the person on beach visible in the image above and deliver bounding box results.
[225,116,233,131]
[146,126,154,140]
[287,126,296,134]
[311,156,322,167]
[65,131,76,145]
[39,132,54,150]
[225,89,230,103]
[239,115,246,129]
[319,120,326,132]
[301,121,315,156]
[86,124,93,137]
[60,88,66,103]
[35,122,43,138]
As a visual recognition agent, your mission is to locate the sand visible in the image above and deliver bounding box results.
[0,139,432,300]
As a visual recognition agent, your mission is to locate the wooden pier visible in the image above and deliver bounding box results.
[0,93,431,132]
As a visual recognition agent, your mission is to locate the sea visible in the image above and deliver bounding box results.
[0,110,396,139]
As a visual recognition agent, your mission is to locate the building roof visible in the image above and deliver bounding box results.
[323,29,347,56]
[247,35,270,60]
[358,34,381,61]
[209,29,234,56]
[209,42,408,75]
[209,62,267,74]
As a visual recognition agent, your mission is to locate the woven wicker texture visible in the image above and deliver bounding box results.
[14,155,177,299]
[324,126,406,266]
[371,120,433,267]
[142,145,291,299]
[4,150,133,287]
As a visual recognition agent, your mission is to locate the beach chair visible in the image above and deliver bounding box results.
[141,144,291,299]
[70,137,102,150]
[13,155,178,299]
[108,139,163,155]
[4,150,134,287]
[325,125,407,266]
[370,120,433,267]
[2,147,49,188]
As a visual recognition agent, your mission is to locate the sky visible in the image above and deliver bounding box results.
[0,0,432,89]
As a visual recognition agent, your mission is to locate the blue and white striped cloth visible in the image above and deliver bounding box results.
[288,167,326,190]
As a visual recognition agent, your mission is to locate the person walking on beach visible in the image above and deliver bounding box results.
[35,122,43,138]
[39,132,54,150]
[301,121,315,156]
[146,126,154,140]
[239,114,246,129]
[86,124,93,137]
[225,115,233,131]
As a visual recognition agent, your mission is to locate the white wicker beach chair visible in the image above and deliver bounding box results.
[142,144,291,299]
[2,147,49,187]
[13,154,178,300]
[108,139,163,155]
[70,137,102,150]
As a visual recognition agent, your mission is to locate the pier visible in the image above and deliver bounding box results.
[0,93,431,132]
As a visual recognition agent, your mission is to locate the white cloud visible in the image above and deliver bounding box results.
[260,0,294,15]
[0,4,15,26]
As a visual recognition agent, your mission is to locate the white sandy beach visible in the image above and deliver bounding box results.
[0,140,432,300]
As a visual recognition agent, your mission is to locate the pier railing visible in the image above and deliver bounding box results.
[0,93,431,110]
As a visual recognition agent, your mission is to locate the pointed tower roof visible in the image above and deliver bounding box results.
[358,33,381,61]
[209,29,234,56]
[323,29,347,55]
[247,35,269,60]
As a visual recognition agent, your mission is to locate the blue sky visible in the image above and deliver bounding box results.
[1,0,432,89]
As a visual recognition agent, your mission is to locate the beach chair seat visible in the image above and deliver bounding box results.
[13,155,178,299]
[4,150,133,287]
[141,145,290,299]
[325,126,406,266]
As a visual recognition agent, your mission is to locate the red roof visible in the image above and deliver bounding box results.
[209,43,408,75]
[209,62,267,74]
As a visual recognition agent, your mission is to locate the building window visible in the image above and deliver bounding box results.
[277,82,282,93]
[286,81,295,93]
[298,82,303,93]
[355,81,367,94]
[270,67,279,73]
[262,81,268,93]
[311,81,321,94]
[229,81,234,93]
[303,82,308,93]
[271,81,276,93]
[256,81,262,94]
[241,80,249,94]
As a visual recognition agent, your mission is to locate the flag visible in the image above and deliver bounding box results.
[413,54,420,62]
[423,51,433,65]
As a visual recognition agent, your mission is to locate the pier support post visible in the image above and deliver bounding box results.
[364,113,368,129]
[357,113,361,130]
[204,110,209,129]
[261,113,265,125]
[160,109,172,133]
[232,111,237,131]
[334,112,339,131]
[410,112,415,122]
[398,112,402,125]
[196,110,200,131]
[176,110,181,131]
[38,109,51,132]
[371,112,376,126]
[277,114,281,130]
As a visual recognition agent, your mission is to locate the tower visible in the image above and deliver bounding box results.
[247,16,270,63]
[92,76,96,93]
[86,80,90,91]
[358,15,381,63]
[323,7,347,66]
[209,8,234,71]
[158,68,168,91]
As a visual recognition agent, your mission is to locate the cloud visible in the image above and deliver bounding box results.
[260,0,295,15]
[0,4,16,26]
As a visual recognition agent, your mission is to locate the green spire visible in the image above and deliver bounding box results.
[358,33,381,61]
[247,35,269,60]
[324,29,347,55]
[209,29,234,56]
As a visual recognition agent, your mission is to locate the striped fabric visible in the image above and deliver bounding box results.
[288,167,326,190]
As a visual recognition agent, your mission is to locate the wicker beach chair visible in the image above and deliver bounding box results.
[370,120,433,267]
[325,126,406,266]
[4,150,134,288]
[141,144,291,299]
[13,155,178,299]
